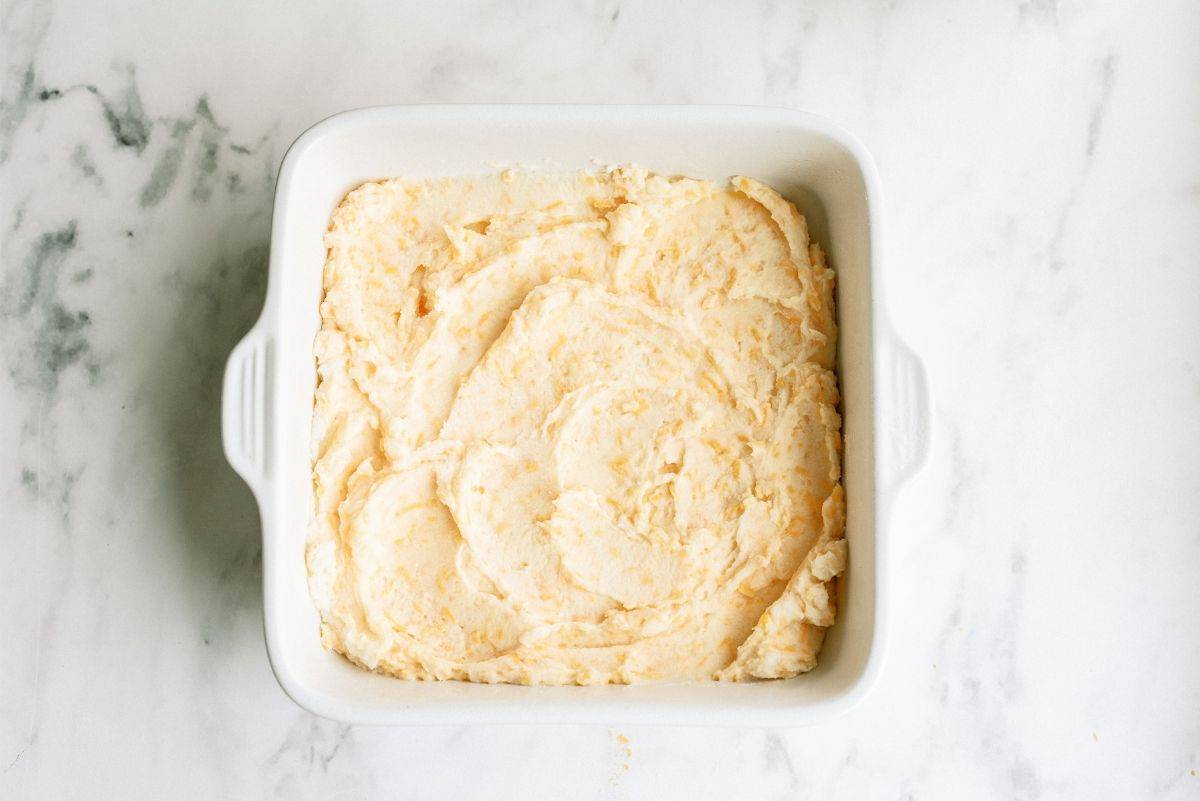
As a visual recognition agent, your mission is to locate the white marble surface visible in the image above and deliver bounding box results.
[2,0,1198,797]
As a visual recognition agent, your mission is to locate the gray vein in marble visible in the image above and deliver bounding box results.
[757,0,813,103]
[762,42,802,100]
[420,46,504,100]
[860,1,898,132]
[929,570,1041,799]
[0,0,50,163]
[19,464,83,522]
[1012,755,1042,799]
[0,66,153,163]
[3,59,156,162]
[191,100,223,202]
[69,144,101,187]
[5,461,84,777]
[930,575,965,705]
[265,717,354,793]
[999,547,1029,700]
[1084,54,1117,159]
[4,222,75,316]
[139,119,192,207]
[922,411,1044,798]
[762,731,801,798]
[1016,0,1058,26]
[2,221,100,395]
[1046,52,1117,271]
[0,65,37,162]
[932,422,980,542]
[87,66,151,153]
[138,97,232,208]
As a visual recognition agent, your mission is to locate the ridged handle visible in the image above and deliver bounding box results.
[222,329,270,490]
[877,334,931,493]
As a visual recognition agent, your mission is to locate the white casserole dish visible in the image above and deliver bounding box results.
[222,105,930,726]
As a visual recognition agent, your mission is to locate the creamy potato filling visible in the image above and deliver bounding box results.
[307,167,845,684]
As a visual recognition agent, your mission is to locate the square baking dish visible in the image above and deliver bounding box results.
[222,105,930,726]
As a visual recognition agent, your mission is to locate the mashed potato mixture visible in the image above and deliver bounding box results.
[307,167,846,684]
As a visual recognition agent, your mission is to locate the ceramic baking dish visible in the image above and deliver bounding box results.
[222,105,929,726]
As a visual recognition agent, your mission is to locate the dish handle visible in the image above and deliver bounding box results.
[877,332,932,493]
[222,327,270,493]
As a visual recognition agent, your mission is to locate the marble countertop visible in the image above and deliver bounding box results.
[3,1,1198,798]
